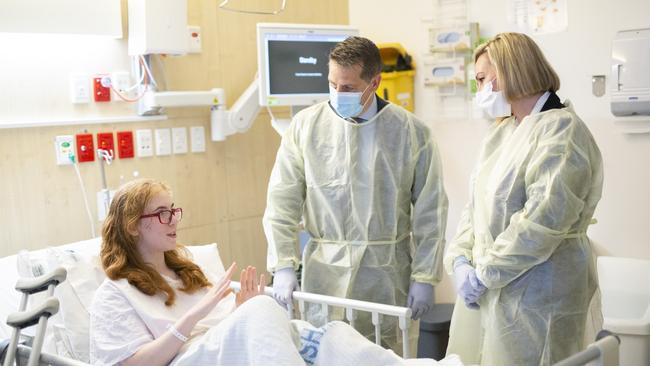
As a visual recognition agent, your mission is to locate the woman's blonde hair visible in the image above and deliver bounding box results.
[474,32,560,102]
[101,178,211,306]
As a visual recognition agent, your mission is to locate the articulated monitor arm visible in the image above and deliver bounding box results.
[138,78,262,142]
[211,79,261,141]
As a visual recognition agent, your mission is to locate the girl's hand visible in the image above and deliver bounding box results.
[188,262,236,322]
[236,266,266,306]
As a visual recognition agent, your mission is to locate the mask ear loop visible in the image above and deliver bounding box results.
[478,78,496,94]
[483,79,494,93]
[359,78,377,108]
[489,78,497,92]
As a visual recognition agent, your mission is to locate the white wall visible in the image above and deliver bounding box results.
[0,0,121,37]
[0,33,133,125]
[350,0,650,303]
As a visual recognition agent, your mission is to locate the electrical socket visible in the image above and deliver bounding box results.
[55,135,75,165]
[111,71,133,101]
[190,126,206,153]
[155,128,172,156]
[172,127,188,154]
[188,26,202,53]
[136,129,153,157]
[69,74,90,104]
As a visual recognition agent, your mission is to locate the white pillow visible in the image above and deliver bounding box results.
[13,241,226,362]
[46,246,105,361]
[186,243,226,280]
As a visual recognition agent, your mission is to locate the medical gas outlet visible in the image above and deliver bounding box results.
[55,135,75,165]
[93,76,111,102]
[76,134,95,162]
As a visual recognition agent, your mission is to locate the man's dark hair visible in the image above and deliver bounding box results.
[329,36,382,82]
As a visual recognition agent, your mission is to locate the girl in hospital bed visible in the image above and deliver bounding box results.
[89,178,452,366]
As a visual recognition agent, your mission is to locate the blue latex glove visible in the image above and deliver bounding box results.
[453,257,487,309]
[272,267,299,308]
[463,270,487,309]
[406,282,434,320]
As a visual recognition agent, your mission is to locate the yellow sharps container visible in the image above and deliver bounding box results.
[377,43,415,112]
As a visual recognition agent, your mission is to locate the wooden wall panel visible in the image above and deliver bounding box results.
[0,0,348,282]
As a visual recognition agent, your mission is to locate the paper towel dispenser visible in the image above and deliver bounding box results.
[611,28,650,116]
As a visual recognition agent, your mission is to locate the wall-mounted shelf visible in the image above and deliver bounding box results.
[0,115,168,129]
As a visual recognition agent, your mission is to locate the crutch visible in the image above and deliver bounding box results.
[3,267,67,366]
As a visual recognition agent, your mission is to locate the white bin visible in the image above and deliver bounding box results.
[597,256,650,366]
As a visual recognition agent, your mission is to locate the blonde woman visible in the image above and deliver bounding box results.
[444,33,603,365]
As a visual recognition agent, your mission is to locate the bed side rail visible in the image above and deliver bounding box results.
[553,330,620,366]
[14,346,90,366]
[230,282,413,358]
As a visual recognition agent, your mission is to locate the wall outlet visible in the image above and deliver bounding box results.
[111,71,133,101]
[69,74,90,104]
[188,25,202,53]
[136,129,153,157]
[172,127,188,154]
[190,126,206,153]
[54,135,75,165]
[155,128,172,156]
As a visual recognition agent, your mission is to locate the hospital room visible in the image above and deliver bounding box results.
[1,0,649,365]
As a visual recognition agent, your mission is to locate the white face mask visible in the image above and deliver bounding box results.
[475,79,511,118]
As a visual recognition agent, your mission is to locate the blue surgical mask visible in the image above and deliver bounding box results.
[329,83,372,119]
[475,79,511,118]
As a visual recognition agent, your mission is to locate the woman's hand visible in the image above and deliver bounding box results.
[187,262,236,322]
[236,266,266,307]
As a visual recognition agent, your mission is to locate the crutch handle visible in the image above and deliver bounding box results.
[6,297,60,330]
[14,267,67,295]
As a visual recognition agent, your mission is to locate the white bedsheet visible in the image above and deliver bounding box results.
[171,295,465,366]
[170,295,304,365]
[315,320,464,366]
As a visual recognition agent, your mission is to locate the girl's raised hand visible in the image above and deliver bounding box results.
[236,266,266,306]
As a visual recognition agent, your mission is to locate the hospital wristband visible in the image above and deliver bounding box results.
[166,323,189,343]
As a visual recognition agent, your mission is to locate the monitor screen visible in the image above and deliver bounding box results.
[257,23,358,106]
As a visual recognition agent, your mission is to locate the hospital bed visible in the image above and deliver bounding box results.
[0,238,620,366]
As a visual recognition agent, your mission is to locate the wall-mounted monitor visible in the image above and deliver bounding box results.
[257,23,358,107]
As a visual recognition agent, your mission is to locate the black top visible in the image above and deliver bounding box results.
[376,94,389,112]
[540,91,565,112]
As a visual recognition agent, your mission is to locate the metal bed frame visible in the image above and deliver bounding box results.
[1,267,620,366]
[231,281,414,358]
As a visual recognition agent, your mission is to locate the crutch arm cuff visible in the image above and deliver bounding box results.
[6,297,60,330]
[15,267,67,295]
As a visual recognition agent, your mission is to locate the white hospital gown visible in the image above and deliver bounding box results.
[89,273,236,366]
